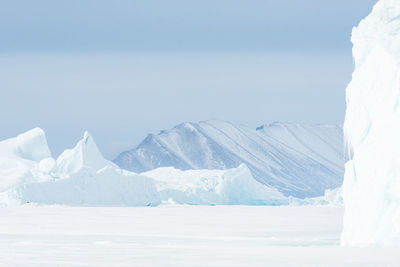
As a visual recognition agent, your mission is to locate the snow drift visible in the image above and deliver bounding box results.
[0,128,290,206]
[342,0,400,246]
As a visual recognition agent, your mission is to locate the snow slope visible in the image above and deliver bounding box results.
[114,120,344,198]
[0,129,289,206]
[342,0,400,246]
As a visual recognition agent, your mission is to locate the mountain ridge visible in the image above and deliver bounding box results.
[114,120,344,198]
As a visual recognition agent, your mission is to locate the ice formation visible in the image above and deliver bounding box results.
[342,0,400,246]
[56,131,111,176]
[142,164,288,205]
[0,130,160,206]
[0,128,53,192]
[0,128,292,206]
[297,187,342,206]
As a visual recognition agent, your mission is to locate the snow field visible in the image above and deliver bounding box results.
[0,206,398,267]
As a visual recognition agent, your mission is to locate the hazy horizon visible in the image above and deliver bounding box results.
[0,0,377,158]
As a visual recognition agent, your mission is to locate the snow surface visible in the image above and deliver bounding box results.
[342,0,400,247]
[114,120,344,198]
[0,129,297,206]
[0,205,398,267]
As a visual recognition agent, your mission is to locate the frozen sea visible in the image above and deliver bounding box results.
[0,206,398,267]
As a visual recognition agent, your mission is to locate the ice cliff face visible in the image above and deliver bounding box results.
[114,120,344,198]
[0,127,51,162]
[0,128,53,192]
[342,0,400,246]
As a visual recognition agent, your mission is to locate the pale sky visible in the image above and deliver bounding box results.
[0,0,377,158]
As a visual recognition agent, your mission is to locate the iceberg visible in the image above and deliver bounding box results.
[16,166,161,206]
[14,131,161,206]
[342,0,400,246]
[56,131,111,176]
[142,164,288,205]
[0,128,291,206]
[297,187,342,206]
[0,128,53,192]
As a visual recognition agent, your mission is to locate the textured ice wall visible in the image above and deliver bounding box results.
[342,0,400,246]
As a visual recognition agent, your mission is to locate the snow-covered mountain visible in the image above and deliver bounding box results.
[114,120,344,198]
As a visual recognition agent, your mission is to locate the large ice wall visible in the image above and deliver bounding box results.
[342,0,400,246]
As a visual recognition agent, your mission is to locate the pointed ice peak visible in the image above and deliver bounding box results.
[83,131,91,142]
[56,131,110,175]
[76,130,100,155]
[0,127,52,162]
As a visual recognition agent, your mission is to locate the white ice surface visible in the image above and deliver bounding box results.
[342,0,400,246]
[0,206,398,267]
